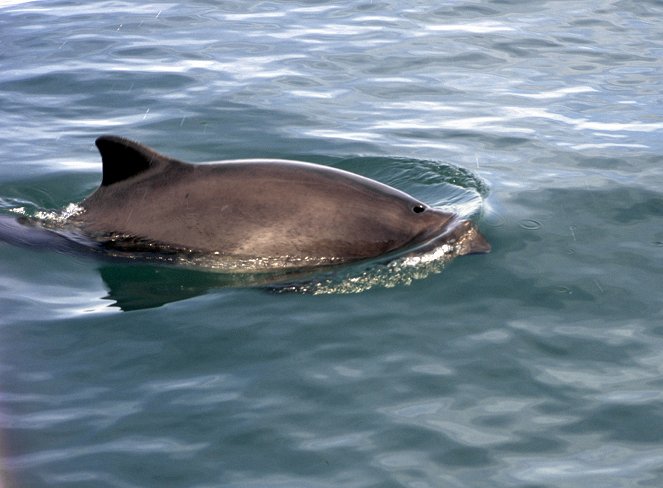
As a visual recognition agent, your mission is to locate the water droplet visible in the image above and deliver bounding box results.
[569,225,577,241]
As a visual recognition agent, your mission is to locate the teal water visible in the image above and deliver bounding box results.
[1,1,663,487]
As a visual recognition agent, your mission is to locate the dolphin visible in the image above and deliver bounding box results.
[3,136,490,271]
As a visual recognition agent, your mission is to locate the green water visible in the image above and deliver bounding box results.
[1,1,663,487]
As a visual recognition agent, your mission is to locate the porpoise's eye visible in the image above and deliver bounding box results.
[412,204,426,214]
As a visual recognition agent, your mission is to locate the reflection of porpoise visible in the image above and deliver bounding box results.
[5,136,490,270]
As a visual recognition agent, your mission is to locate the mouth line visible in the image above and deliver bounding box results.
[406,217,490,256]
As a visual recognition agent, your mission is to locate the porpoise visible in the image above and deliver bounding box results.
[3,136,490,271]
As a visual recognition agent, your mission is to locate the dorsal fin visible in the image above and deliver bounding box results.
[95,135,172,186]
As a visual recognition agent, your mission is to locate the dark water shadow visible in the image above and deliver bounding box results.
[97,264,302,311]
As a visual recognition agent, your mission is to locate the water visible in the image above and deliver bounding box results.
[1,0,662,486]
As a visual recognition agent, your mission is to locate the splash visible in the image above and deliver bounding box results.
[33,203,84,224]
[9,202,84,224]
[273,229,473,295]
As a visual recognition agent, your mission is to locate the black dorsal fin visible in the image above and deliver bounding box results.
[95,135,172,186]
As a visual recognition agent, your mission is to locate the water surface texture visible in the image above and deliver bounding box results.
[1,1,663,487]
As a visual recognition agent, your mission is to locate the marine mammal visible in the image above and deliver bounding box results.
[4,136,490,271]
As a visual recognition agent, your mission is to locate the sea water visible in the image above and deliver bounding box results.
[1,1,663,487]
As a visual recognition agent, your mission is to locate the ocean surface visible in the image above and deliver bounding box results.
[1,1,663,486]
